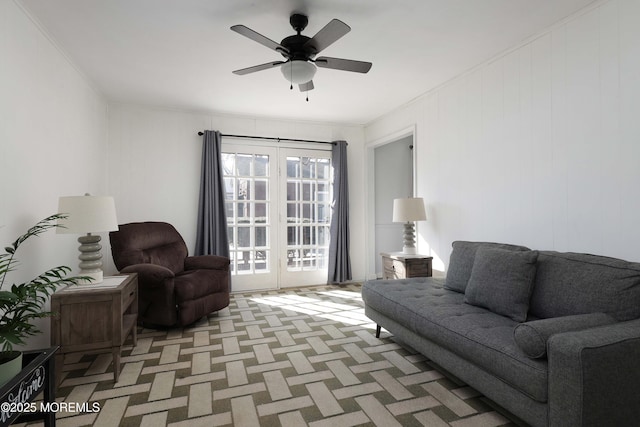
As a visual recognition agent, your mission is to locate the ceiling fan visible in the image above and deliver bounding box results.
[231,14,372,93]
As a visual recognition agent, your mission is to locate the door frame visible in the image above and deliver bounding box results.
[365,125,417,280]
[222,139,332,291]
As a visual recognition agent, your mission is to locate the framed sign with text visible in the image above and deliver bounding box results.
[0,347,57,427]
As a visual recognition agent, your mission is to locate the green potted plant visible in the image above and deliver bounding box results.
[0,214,89,387]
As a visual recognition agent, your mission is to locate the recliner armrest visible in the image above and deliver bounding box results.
[120,263,178,326]
[547,317,640,426]
[185,255,230,271]
[121,263,175,285]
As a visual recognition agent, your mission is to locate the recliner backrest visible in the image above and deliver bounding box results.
[110,222,188,274]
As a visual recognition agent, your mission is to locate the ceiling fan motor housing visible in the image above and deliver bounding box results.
[280,34,315,60]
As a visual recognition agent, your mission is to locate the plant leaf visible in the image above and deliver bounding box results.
[0,214,74,351]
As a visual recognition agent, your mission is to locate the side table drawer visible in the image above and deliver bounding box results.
[59,299,113,348]
[121,278,137,313]
[383,257,407,279]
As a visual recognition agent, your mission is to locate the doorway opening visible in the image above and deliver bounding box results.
[373,136,414,276]
[365,126,417,280]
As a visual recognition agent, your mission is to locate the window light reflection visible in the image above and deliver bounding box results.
[248,289,376,329]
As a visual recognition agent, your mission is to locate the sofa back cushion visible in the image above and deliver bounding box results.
[444,241,531,293]
[529,251,640,321]
[464,247,539,322]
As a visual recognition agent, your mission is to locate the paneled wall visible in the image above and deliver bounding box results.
[107,104,367,281]
[366,0,640,273]
[0,1,108,349]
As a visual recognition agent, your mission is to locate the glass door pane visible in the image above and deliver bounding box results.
[280,149,332,287]
[222,144,278,291]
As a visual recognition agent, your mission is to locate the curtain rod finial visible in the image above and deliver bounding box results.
[198,131,204,136]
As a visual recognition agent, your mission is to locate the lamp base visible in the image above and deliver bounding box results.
[401,246,417,255]
[401,222,417,255]
[77,270,103,285]
[77,234,104,284]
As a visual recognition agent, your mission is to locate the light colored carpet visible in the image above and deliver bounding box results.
[19,284,517,426]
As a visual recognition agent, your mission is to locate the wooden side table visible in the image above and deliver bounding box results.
[381,252,433,279]
[50,274,138,386]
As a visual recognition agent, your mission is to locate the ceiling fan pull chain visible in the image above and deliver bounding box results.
[290,63,293,90]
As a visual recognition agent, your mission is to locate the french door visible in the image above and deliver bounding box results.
[222,143,332,291]
[280,149,332,287]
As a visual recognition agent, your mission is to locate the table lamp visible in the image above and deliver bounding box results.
[392,197,427,255]
[57,194,118,284]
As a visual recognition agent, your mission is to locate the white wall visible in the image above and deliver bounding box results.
[0,1,108,349]
[106,104,367,282]
[366,0,640,274]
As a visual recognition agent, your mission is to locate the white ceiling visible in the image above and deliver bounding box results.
[20,0,597,125]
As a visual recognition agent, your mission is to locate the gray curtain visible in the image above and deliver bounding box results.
[328,140,352,283]
[195,130,230,259]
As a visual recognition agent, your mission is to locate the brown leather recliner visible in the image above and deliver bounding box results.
[109,221,230,327]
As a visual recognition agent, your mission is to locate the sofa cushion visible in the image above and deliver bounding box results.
[514,313,617,359]
[529,251,640,321]
[464,247,538,322]
[444,241,531,293]
[362,278,548,402]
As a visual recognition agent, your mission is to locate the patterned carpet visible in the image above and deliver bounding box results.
[18,284,517,426]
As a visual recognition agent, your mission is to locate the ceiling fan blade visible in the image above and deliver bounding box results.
[233,61,285,75]
[231,25,289,55]
[304,19,350,55]
[299,81,314,92]
[315,57,372,73]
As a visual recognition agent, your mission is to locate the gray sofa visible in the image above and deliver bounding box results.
[362,241,640,427]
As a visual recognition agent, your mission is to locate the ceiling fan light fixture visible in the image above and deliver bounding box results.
[281,60,316,84]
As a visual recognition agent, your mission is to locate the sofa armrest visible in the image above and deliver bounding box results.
[185,255,230,271]
[547,318,640,427]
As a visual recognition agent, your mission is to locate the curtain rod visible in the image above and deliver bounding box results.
[197,131,336,145]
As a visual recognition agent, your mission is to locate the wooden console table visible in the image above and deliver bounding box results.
[50,274,138,387]
[381,252,433,279]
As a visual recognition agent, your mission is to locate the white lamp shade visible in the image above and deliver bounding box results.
[57,195,118,233]
[392,197,427,222]
[281,60,317,84]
